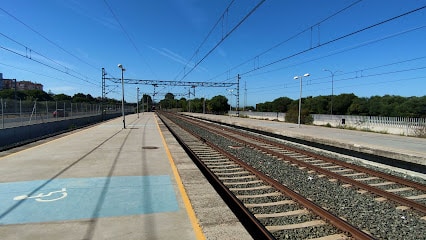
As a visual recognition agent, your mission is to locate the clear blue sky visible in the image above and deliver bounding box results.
[1,0,425,107]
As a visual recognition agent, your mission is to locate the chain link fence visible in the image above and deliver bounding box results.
[0,99,131,129]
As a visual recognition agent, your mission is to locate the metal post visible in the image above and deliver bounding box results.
[142,95,145,114]
[137,87,139,118]
[203,96,205,114]
[237,74,240,117]
[1,98,4,129]
[324,69,341,115]
[294,73,310,128]
[45,101,48,120]
[298,77,302,127]
[118,64,126,129]
[19,99,22,126]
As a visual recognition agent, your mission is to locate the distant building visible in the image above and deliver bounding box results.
[17,80,43,91]
[0,73,43,91]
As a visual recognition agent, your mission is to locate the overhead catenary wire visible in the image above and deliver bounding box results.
[244,24,426,80]
[0,7,100,71]
[103,0,158,78]
[248,61,426,96]
[239,5,426,78]
[174,0,236,81]
[207,0,364,82]
[0,62,77,83]
[179,0,267,82]
[0,45,99,87]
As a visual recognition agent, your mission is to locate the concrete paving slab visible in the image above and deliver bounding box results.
[0,113,198,240]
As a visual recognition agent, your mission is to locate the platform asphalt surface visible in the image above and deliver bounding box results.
[0,113,252,240]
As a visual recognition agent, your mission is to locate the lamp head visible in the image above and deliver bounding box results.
[118,64,122,68]
[303,73,310,77]
[294,76,299,80]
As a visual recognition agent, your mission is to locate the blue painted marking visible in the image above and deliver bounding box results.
[0,176,179,225]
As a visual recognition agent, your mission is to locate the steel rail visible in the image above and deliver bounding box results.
[157,113,275,240]
[160,112,374,240]
[230,127,426,192]
[181,113,426,192]
[189,116,426,214]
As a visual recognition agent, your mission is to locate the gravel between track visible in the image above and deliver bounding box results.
[175,117,426,240]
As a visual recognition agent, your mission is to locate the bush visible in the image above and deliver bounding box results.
[285,108,313,124]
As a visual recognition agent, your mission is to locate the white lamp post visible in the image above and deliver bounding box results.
[137,87,139,118]
[294,73,310,128]
[118,64,126,129]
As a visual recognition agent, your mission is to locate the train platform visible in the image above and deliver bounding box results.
[0,113,252,240]
[185,113,426,174]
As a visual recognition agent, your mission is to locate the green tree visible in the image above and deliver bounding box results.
[53,93,72,101]
[188,98,203,113]
[367,96,382,116]
[0,89,12,99]
[23,90,53,101]
[272,97,293,112]
[208,95,229,114]
[348,97,368,115]
[159,93,177,110]
[256,101,273,112]
[285,102,313,124]
[332,93,357,115]
[142,94,153,111]
[304,95,330,114]
[179,97,188,112]
[72,93,95,103]
[164,93,175,100]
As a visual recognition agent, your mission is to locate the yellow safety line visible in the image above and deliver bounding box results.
[155,116,206,240]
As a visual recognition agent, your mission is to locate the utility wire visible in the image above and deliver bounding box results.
[245,24,426,79]
[0,7,100,71]
[0,45,99,87]
[0,32,99,86]
[0,62,71,82]
[208,0,364,82]
[103,0,157,78]
[174,0,236,80]
[240,5,426,77]
[249,63,426,95]
[179,0,267,81]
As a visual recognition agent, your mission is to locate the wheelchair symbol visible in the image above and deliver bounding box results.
[13,188,68,202]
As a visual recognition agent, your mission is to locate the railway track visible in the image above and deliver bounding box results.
[181,114,426,212]
[158,111,426,240]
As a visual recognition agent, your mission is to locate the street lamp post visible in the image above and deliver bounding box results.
[118,64,126,129]
[137,87,139,118]
[294,73,310,128]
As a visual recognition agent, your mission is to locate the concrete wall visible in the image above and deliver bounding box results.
[0,113,122,150]
[228,111,426,137]
[229,111,285,121]
[311,114,426,136]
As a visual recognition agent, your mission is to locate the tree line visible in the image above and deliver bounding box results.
[255,94,426,118]
[159,93,230,114]
[159,92,426,118]
[3,89,424,118]
[0,89,122,105]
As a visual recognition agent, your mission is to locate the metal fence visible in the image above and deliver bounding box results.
[0,99,131,129]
